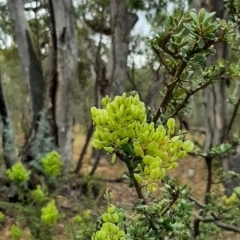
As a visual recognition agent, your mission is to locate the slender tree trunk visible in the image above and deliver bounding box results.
[7,0,45,132]
[0,69,15,169]
[51,0,78,175]
[201,0,240,195]
[107,0,138,96]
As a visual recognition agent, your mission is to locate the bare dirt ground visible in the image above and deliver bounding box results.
[0,125,239,239]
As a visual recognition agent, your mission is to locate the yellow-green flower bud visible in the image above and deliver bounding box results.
[107,204,116,214]
[134,146,144,156]
[134,173,143,183]
[182,140,194,152]
[167,118,176,129]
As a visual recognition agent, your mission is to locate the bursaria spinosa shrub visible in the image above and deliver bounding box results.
[40,200,60,226]
[90,93,195,239]
[6,162,31,184]
[41,150,63,177]
[10,224,22,239]
[4,151,63,239]
[91,93,194,191]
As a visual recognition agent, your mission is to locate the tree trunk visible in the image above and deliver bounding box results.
[0,69,15,169]
[7,0,45,133]
[201,0,240,195]
[107,0,138,96]
[51,0,78,175]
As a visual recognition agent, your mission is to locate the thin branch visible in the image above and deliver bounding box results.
[89,151,102,176]
[116,152,146,204]
[204,156,213,204]
[170,79,215,118]
[226,94,240,141]
[194,214,240,233]
[126,64,143,100]
[188,196,206,208]
[160,191,179,217]
[152,47,173,75]
[74,123,94,173]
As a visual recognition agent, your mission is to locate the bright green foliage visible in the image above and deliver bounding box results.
[92,204,126,240]
[41,151,63,177]
[91,93,146,151]
[6,163,31,183]
[41,200,60,226]
[222,186,240,205]
[149,7,234,120]
[0,211,4,222]
[10,225,22,239]
[30,185,46,204]
[91,93,194,191]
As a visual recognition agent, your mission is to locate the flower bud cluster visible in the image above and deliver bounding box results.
[91,93,194,191]
[10,225,22,239]
[222,187,240,206]
[31,185,46,204]
[41,200,60,226]
[6,163,31,183]
[133,119,194,187]
[92,204,126,240]
[41,151,63,177]
[0,211,4,222]
[91,93,146,151]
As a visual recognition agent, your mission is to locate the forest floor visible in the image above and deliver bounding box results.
[0,125,239,239]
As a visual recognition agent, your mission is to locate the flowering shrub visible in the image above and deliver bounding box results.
[41,151,63,177]
[91,93,194,192]
[6,163,31,183]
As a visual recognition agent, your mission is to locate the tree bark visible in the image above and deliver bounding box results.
[0,69,15,169]
[7,0,45,133]
[107,0,138,96]
[51,0,78,175]
[201,0,240,195]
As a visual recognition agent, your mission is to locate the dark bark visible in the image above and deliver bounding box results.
[7,0,45,163]
[107,0,138,96]
[7,0,45,131]
[202,0,240,196]
[51,0,78,175]
[0,69,15,169]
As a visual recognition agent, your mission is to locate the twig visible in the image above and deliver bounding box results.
[160,191,179,217]
[74,123,94,173]
[116,152,146,204]
[188,196,206,208]
[170,80,215,118]
[194,214,240,233]
[89,151,102,175]
[226,94,240,141]
[204,156,213,204]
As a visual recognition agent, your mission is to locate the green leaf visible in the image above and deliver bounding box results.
[203,23,219,34]
[177,40,189,49]
[111,153,116,164]
[189,11,199,24]
[121,143,135,155]
[171,41,180,50]
[174,9,183,21]
[165,16,173,31]
[183,22,194,32]
[203,11,216,25]
[173,88,186,98]
[204,33,215,41]
[197,38,204,49]
[172,28,185,38]
[198,8,207,23]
